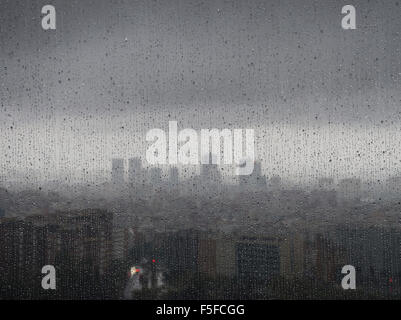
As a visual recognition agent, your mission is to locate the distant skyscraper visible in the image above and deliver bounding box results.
[200,153,222,186]
[386,176,401,199]
[270,175,282,191]
[255,164,267,190]
[111,158,125,184]
[338,178,361,202]
[318,177,334,190]
[128,158,143,186]
[253,161,262,177]
[169,167,179,190]
[149,167,162,187]
[239,161,266,191]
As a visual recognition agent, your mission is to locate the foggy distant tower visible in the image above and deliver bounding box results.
[149,167,162,187]
[201,153,222,186]
[338,178,362,202]
[128,157,143,186]
[254,161,267,189]
[254,161,262,177]
[239,161,266,191]
[239,174,247,189]
[318,177,334,190]
[386,176,401,199]
[270,175,282,191]
[111,158,125,184]
[169,167,179,189]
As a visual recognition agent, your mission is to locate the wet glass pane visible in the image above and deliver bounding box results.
[0,0,400,301]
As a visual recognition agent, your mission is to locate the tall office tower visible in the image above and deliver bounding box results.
[239,161,266,191]
[385,176,401,200]
[200,153,222,186]
[128,157,143,186]
[169,167,179,190]
[111,158,125,184]
[318,177,334,190]
[270,175,282,191]
[253,161,262,177]
[254,161,267,190]
[338,178,362,202]
[149,167,162,187]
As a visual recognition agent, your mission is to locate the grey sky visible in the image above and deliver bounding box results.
[1,0,401,183]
